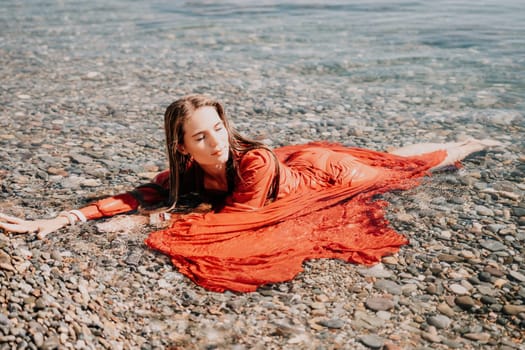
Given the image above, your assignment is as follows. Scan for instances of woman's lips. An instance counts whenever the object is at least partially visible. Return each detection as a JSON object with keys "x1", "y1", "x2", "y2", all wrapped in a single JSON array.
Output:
[{"x1": 212, "y1": 146, "x2": 226, "y2": 156}]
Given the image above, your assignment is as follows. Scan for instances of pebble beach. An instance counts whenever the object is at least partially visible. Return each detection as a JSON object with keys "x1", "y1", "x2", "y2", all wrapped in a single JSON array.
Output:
[{"x1": 1, "y1": 1, "x2": 524, "y2": 349}]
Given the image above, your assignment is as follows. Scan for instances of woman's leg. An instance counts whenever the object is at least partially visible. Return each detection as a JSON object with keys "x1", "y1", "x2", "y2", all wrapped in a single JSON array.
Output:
[{"x1": 389, "y1": 138, "x2": 503, "y2": 169}]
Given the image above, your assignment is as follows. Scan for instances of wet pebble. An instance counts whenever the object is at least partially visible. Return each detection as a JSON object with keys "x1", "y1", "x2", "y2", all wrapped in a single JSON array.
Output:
[
  {"x1": 365, "y1": 297, "x2": 395, "y2": 311},
  {"x1": 317, "y1": 319, "x2": 345, "y2": 329},
  {"x1": 455, "y1": 296, "x2": 476, "y2": 310},
  {"x1": 508, "y1": 270, "x2": 525, "y2": 282},
  {"x1": 359, "y1": 334, "x2": 385, "y2": 349},
  {"x1": 427, "y1": 314, "x2": 452, "y2": 329},
  {"x1": 480, "y1": 240, "x2": 507, "y2": 252},
  {"x1": 502, "y1": 304, "x2": 525, "y2": 315},
  {"x1": 374, "y1": 279, "x2": 402, "y2": 295}
]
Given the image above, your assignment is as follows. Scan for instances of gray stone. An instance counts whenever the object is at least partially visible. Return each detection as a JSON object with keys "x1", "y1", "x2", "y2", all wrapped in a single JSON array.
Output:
[
  {"x1": 32, "y1": 332, "x2": 44, "y2": 347},
  {"x1": 374, "y1": 279, "x2": 402, "y2": 295},
  {"x1": 427, "y1": 314, "x2": 452, "y2": 329},
  {"x1": 359, "y1": 334, "x2": 385, "y2": 349},
  {"x1": 0, "y1": 313, "x2": 10, "y2": 326},
  {"x1": 421, "y1": 331, "x2": 442, "y2": 343},
  {"x1": 512, "y1": 207, "x2": 525, "y2": 217},
  {"x1": 316, "y1": 319, "x2": 345, "y2": 329},
  {"x1": 365, "y1": 297, "x2": 395, "y2": 311},
  {"x1": 480, "y1": 295, "x2": 498, "y2": 304},
  {"x1": 480, "y1": 240, "x2": 507, "y2": 252},
  {"x1": 508, "y1": 270, "x2": 525, "y2": 282},
  {"x1": 357, "y1": 263, "x2": 392, "y2": 278},
  {"x1": 449, "y1": 283, "x2": 469, "y2": 295},
  {"x1": 486, "y1": 224, "x2": 506, "y2": 233},
  {"x1": 475, "y1": 205, "x2": 494, "y2": 216},
  {"x1": 441, "y1": 339, "x2": 463, "y2": 348}
]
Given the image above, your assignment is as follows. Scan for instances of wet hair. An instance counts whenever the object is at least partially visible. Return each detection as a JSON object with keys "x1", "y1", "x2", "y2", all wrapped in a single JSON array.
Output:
[{"x1": 164, "y1": 94, "x2": 280, "y2": 209}]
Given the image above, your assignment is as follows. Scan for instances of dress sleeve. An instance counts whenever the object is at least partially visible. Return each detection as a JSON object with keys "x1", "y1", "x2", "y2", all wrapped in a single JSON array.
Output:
[
  {"x1": 222, "y1": 149, "x2": 277, "y2": 212},
  {"x1": 78, "y1": 170, "x2": 170, "y2": 220}
]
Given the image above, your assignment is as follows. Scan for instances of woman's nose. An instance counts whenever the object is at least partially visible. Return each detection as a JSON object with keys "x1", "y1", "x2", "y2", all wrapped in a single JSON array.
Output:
[{"x1": 208, "y1": 132, "x2": 219, "y2": 147}]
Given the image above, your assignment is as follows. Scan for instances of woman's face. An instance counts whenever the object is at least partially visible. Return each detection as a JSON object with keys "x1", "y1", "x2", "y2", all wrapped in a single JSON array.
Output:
[{"x1": 180, "y1": 106, "x2": 230, "y2": 168}]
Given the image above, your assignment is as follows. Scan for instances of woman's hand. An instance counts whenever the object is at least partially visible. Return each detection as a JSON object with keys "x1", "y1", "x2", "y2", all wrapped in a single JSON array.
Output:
[{"x1": 0, "y1": 213, "x2": 69, "y2": 239}]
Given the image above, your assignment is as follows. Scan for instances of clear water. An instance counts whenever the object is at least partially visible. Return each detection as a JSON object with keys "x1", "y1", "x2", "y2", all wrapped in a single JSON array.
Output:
[{"x1": 1, "y1": 0, "x2": 524, "y2": 118}]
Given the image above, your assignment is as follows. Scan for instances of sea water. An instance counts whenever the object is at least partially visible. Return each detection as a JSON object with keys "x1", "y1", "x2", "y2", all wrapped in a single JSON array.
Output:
[{"x1": 1, "y1": 0, "x2": 524, "y2": 123}]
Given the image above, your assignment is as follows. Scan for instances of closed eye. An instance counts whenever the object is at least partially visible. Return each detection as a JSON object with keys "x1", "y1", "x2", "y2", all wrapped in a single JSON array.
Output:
[{"x1": 215, "y1": 122, "x2": 224, "y2": 131}]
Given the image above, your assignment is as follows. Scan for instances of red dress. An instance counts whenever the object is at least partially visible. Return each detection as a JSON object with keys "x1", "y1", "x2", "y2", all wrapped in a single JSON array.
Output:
[{"x1": 80, "y1": 143, "x2": 446, "y2": 292}]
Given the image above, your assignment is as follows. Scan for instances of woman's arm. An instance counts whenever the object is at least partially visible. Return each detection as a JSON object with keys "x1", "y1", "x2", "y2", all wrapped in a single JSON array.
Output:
[
  {"x1": 0, "y1": 213, "x2": 70, "y2": 239},
  {"x1": 0, "y1": 170, "x2": 171, "y2": 238},
  {"x1": 221, "y1": 148, "x2": 277, "y2": 212}
]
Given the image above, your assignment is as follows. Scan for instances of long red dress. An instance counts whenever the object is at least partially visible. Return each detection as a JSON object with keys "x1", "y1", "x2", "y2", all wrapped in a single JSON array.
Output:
[{"x1": 80, "y1": 143, "x2": 447, "y2": 292}]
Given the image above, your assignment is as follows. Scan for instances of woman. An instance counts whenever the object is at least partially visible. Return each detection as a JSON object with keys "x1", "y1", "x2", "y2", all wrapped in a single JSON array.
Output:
[{"x1": 0, "y1": 94, "x2": 501, "y2": 292}]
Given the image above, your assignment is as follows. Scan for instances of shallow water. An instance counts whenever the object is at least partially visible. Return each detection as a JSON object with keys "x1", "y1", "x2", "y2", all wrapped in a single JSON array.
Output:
[{"x1": 1, "y1": 0, "x2": 524, "y2": 122}]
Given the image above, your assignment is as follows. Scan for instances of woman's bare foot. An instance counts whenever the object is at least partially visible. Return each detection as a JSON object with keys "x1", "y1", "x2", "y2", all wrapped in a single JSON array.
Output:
[
  {"x1": 433, "y1": 137, "x2": 504, "y2": 169},
  {"x1": 390, "y1": 137, "x2": 504, "y2": 169}
]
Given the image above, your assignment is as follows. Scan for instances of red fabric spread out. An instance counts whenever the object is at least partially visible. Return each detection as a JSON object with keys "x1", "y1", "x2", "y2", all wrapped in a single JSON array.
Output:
[{"x1": 145, "y1": 142, "x2": 447, "y2": 292}]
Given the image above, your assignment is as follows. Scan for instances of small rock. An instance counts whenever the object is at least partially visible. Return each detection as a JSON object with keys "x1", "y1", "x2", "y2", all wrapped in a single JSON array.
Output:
[
  {"x1": 471, "y1": 222, "x2": 483, "y2": 233},
  {"x1": 493, "y1": 278, "x2": 508, "y2": 288},
  {"x1": 359, "y1": 334, "x2": 385, "y2": 349},
  {"x1": 0, "y1": 250, "x2": 11, "y2": 264},
  {"x1": 85, "y1": 71, "x2": 100, "y2": 79},
  {"x1": 438, "y1": 230, "x2": 452, "y2": 240},
  {"x1": 0, "y1": 262, "x2": 15, "y2": 271},
  {"x1": 449, "y1": 283, "x2": 469, "y2": 295},
  {"x1": 0, "y1": 313, "x2": 10, "y2": 326},
  {"x1": 81, "y1": 179, "x2": 102, "y2": 187},
  {"x1": 437, "y1": 253, "x2": 463, "y2": 263},
  {"x1": 34, "y1": 297, "x2": 47, "y2": 310},
  {"x1": 69, "y1": 153, "x2": 93, "y2": 164},
  {"x1": 455, "y1": 296, "x2": 476, "y2": 310},
  {"x1": 421, "y1": 331, "x2": 442, "y2": 343},
  {"x1": 484, "y1": 266, "x2": 505, "y2": 277},
  {"x1": 376, "y1": 311, "x2": 391, "y2": 320},
  {"x1": 478, "y1": 271, "x2": 493, "y2": 282},
  {"x1": 33, "y1": 332, "x2": 44, "y2": 347},
  {"x1": 41, "y1": 336, "x2": 60, "y2": 350},
  {"x1": 475, "y1": 205, "x2": 494, "y2": 216},
  {"x1": 508, "y1": 270, "x2": 525, "y2": 282},
  {"x1": 463, "y1": 332, "x2": 490, "y2": 342},
  {"x1": 427, "y1": 314, "x2": 452, "y2": 329},
  {"x1": 441, "y1": 339, "x2": 463, "y2": 348},
  {"x1": 480, "y1": 240, "x2": 507, "y2": 252},
  {"x1": 486, "y1": 224, "x2": 506, "y2": 233},
  {"x1": 502, "y1": 304, "x2": 525, "y2": 315},
  {"x1": 381, "y1": 256, "x2": 398, "y2": 265},
  {"x1": 365, "y1": 297, "x2": 395, "y2": 311},
  {"x1": 50, "y1": 250, "x2": 62, "y2": 262},
  {"x1": 317, "y1": 319, "x2": 345, "y2": 329},
  {"x1": 374, "y1": 279, "x2": 402, "y2": 295},
  {"x1": 426, "y1": 283, "x2": 442, "y2": 295},
  {"x1": 480, "y1": 295, "x2": 498, "y2": 304},
  {"x1": 358, "y1": 263, "x2": 392, "y2": 278},
  {"x1": 512, "y1": 207, "x2": 525, "y2": 217}
]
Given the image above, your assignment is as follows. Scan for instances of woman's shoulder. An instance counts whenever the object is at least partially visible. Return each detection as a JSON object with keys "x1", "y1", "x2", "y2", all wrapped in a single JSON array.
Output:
[{"x1": 238, "y1": 147, "x2": 276, "y2": 168}]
